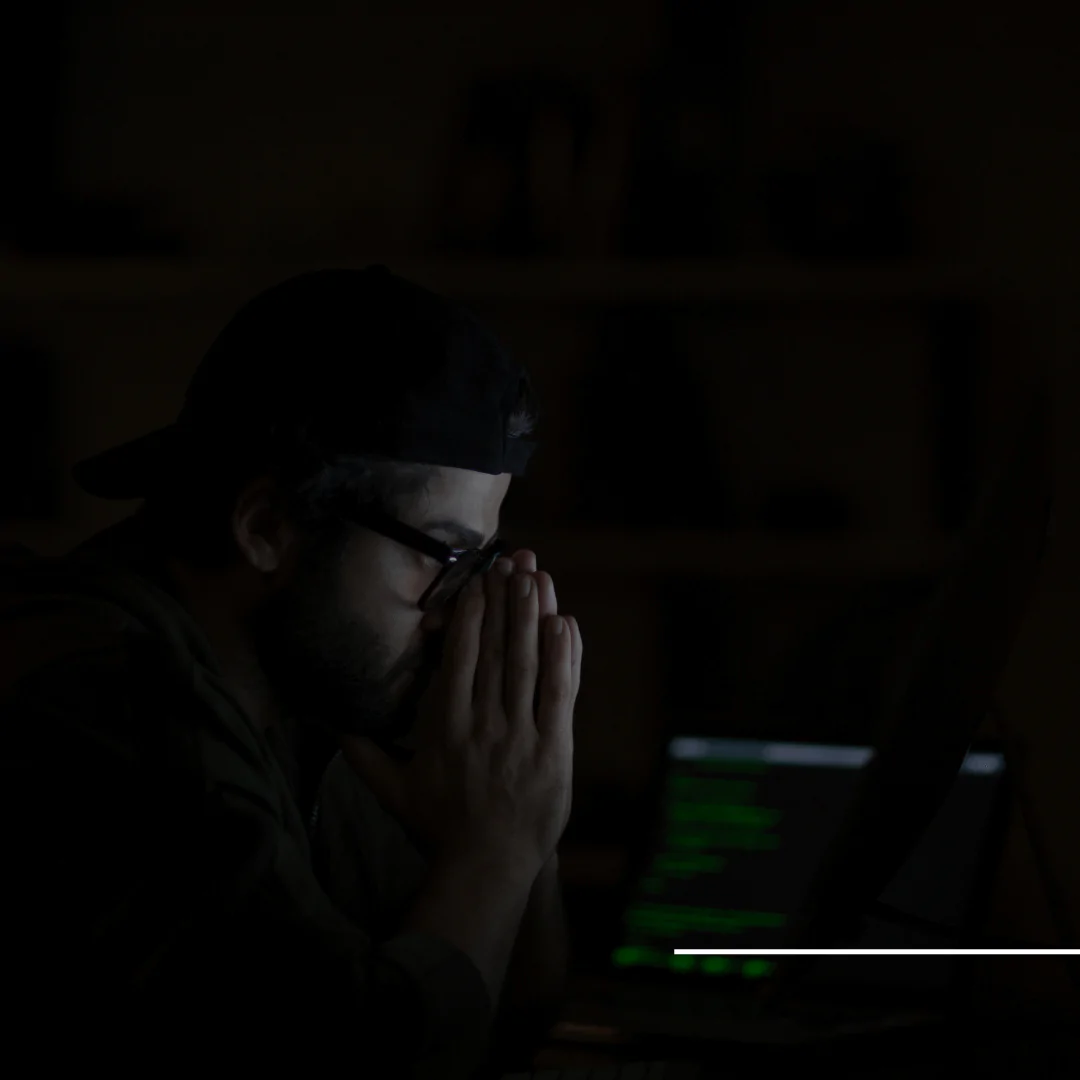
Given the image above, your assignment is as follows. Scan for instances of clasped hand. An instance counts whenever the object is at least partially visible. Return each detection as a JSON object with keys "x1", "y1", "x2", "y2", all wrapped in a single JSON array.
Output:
[{"x1": 340, "y1": 550, "x2": 582, "y2": 875}]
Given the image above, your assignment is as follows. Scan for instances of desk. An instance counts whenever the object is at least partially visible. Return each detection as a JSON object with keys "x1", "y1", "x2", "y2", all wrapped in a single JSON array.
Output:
[{"x1": 525, "y1": 1005, "x2": 1080, "y2": 1079}]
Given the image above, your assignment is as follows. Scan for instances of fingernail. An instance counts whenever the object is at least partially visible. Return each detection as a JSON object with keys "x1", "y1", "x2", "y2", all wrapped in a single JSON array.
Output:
[
  {"x1": 553, "y1": 616, "x2": 564, "y2": 635},
  {"x1": 495, "y1": 557, "x2": 514, "y2": 576},
  {"x1": 517, "y1": 574, "x2": 532, "y2": 598}
]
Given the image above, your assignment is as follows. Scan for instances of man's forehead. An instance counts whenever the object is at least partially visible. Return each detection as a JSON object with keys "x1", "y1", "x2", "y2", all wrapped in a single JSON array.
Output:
[{"x1": 411, "y1": 466, "x2": 510, "y2": 547}]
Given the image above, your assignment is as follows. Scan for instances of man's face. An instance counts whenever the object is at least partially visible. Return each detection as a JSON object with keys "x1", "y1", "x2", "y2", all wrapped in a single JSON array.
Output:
[{"x1": 248, "y1": 465, "x2": 511, "y2": 738}]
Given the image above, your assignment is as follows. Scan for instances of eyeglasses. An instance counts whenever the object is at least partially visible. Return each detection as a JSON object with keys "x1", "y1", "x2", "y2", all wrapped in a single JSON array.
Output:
[{"x1": 334, "y1": 502, "x2": 507, "y2": 611}]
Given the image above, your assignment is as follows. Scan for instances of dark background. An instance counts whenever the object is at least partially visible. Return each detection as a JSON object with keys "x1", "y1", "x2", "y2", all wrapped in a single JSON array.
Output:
[{"x1": 2, "y1": 0, "x2": 1079, "y2": 1017}]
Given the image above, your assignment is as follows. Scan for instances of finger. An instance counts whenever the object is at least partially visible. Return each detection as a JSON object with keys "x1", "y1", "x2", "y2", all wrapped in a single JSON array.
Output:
[
  {"x1": 444, "y1": 572, "x2": 486, "y2": 741},
  {"x1": 338, "y1": 736, "x2": 406, "y2": 818},
  {"x1": 566, "y1": 615, "x2": 583, "y2": 702},
  {"x1": 536, "y1": 616, "x2": 573, "y2": 748},
  {"x1": 476, "y1": 557, "x2": 514, "y2": 733},
  {"x1": 533, "y1": 569, "x2": 557, "y2": 621},
  {"x1": 511, "y1": 549, "x2": 538, "y2": 574},
  {"x1": 520, "y1": 570, "x2": 555, "y2": 718},
  {"x1": 505, "y1": 570, "x2": 540, "y2": 736}
]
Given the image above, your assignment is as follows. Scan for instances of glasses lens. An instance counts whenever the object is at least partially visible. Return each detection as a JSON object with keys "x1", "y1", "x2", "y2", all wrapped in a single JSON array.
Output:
[
  {"x1": 425, "y1": 554, "x2": 481, "y2": 610},
  {"x1": 424, "y1": 546, "x2": 503, "y2": 610}
]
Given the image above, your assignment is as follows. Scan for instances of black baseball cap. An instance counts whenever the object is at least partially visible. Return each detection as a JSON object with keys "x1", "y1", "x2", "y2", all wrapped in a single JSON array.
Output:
[{"x1": 73, "y1": 265, "x2": 538, "y2": 499}]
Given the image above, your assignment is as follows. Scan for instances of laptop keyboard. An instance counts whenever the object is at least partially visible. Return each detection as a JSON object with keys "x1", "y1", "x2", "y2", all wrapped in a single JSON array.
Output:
[{"x1": 500, "y1": 1064, "x2": 701, "y2": 1079}]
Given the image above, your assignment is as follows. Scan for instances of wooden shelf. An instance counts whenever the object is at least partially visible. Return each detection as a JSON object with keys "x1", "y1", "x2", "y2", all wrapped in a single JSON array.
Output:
[
  {"x1": 501, "y1": 527, "x2": 957, "y2": 579},
  {"x1": 0, "y1": 257, "x2": 992, "y2": 305}
]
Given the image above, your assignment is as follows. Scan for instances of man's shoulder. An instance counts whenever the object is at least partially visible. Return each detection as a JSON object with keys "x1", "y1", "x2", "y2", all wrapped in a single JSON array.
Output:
[
  {"x1": 0, "y1": 554, "x2": 286, "y2": 838},
  {"x1": 1, "y1": 519, "x2": 213, "y2": 691},
  {"x1": 0, "y1": 567, "x2": 162, "y2": 708},
  {"x1": 1, "y1": 601, "x2": 195, "y2": 777},
  {"x1": 1, "y1": 528, "x2": 213, "y2": 711},
  {"x1": 1, "y1": 548, "x2": 218, "y2": 769}
]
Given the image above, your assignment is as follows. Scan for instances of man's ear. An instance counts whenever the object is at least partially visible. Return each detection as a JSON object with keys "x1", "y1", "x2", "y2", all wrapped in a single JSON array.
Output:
[{"x1": 231, "y1": 476, "x2": 297, "y2": 575}]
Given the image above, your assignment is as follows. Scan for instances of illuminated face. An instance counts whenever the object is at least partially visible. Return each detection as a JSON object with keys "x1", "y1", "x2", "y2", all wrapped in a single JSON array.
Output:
[{"x1": 249, "y1": 465, "x2": 510, "y2": 737}]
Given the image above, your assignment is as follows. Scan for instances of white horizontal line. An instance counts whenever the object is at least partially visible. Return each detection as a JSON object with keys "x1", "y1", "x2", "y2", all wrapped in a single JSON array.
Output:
[{"x1": 673, "y1": 949, "x2": 1080, "y2": 956}]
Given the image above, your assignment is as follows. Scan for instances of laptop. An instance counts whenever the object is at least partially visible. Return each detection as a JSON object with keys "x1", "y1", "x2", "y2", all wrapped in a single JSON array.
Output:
[
  {"x1": 555, "y1": 732, "x2": 1010, "y2": 1048},
  {"x1": 555, "y1": 365, "x2": 1050, "y2": 1060}
]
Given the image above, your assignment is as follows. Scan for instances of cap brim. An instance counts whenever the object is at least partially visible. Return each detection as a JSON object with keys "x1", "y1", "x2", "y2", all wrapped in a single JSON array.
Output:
[{"x1": 72, "y1": 425, "x2": 181, "y2": 499}]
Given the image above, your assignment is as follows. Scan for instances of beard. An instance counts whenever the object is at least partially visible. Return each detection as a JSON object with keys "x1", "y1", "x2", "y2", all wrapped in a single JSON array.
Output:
[{"x1": 246, "y1": 540, "x2": 443, "y2": 743}]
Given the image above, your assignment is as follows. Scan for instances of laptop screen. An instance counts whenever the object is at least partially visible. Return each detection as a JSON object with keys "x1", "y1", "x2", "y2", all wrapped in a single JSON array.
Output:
[{"x1": 612, "y1": 736, "x2": 1007, "y2": 992}]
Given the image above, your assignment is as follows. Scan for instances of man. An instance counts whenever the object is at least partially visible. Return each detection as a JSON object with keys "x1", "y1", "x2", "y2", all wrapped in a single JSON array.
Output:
[{"x1": 0, "y1": 267, "x2": 581, "y2": 1076}]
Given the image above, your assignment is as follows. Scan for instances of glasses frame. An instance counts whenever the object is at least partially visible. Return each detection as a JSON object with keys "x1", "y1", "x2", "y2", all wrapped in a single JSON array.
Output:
[{"x1": 334, "y1": 502, "x2": 507, "y2": 611}]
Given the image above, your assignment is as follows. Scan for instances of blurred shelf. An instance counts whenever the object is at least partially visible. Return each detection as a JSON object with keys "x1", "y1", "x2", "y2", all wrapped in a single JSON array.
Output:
[
  {"x1": 501, "y1": 527, "x2": 957, "y2": 579},
  {"x1": 0, "y1": 257, "x2": 993, "y2": 305}
]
